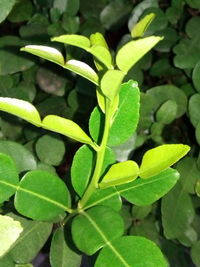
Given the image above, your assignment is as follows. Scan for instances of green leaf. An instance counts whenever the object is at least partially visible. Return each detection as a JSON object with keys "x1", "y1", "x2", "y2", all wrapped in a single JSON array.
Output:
[
  {"x1": 0, "y1": 141, "x2": 37, "y2": 172},
  {"x1": 64, "y1": 59, "x2": 99, "y2": 85},
  {"x1": 8, "y1": 0, "x2": 33, "y2": 23},
  {"x1": 0, "y1": 153, "x2": 19, "y2": 203},
  {"x1": 42, "y1": 115, "x2": 94, "y2": 146},
  {"x1": 51, "y1": 34, "x2": 91, "y2": 49},
  {"x1": 0, "y1": 97, "x2": 41, "y2": 127},
  {"x1": 83, "y1": 187, "x2": 122, "y2": 211},
  {"x1": 116, "y1": 36, "x2": 163, "y2": 73},
  {"x1": 0, "y1": 215, "x2": 23, "y2": 257},
  {"x1": 96, "y1": 89, "x2": 119, "y2": 115},
  {"x1": 100, "y1": 70, "x2": 125, "y2": 100},
  {"x1": 189, "y1": 93, "x2": 200, "y2": 127},
  {"x1": 156, "y1": 100, "x2": 177, "y2": 124},
  {"x1": 0, "y1": 0, "x2": 16, "y2": 23},
  {"x1": 50, "y1": 228, "x2": 82, "y2": 267},
  {"x1": 191, "y1": 240, "x2": 200, "y2": 267},
  {"x1": 95, "y1": 236, "x2": 168, "y2": 267},
  {"x1": 14, "y1": 170, "x2": 71, "y2": 221},
  {"x1": 71, "y1": 145, "x2": 115, "y2": 196},
  {"x1": 88, "y1": 45, "x2": 113, "y2": 69},
  {"x1": 132, "y1": 205, "x2": 152, "y2": 220},
  {"x1": 90, "y1": 32, "x2": 109, "y2": 50},
  {"x1": 162, "y1": 182, "x2": 195, "y2": 239},
  {"x1": 131, "y1": 13, "x2": 155, "y2": 38},
  {"x1": 7, "y1": 213, "x2": 52, "y2": 263},
  {"x1": 185, "y1": 0, "x2": 200, "y2": 9},
  {"x1": 72, "y1": 206, "x2": 124, "y2": 255},
  {"x1": 99, "y1": 160, "x2": 139, "y2": 188},
  {"x1": 89, "y1": 80, "x2": 140, "y2": 146},
  {"x1": 193, "y1": 61, "x2": 200, "y2": 93},
  {"x1": 117, "y1": 168, "x2": 179, "y2": 206},
  {"x1": 35, "y1": 134, "x2": 66, "y2": 166},
  {"x1": 21, "y1": 45, "x2": 65, "y2": 66},
  {"x1": 139, "y1": 144, "x2": 190, "y2": 179}
]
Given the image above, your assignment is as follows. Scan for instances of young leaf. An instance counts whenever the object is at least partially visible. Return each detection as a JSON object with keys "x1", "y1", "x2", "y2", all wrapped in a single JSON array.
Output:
[
  {"x1": 51, "y1": 34, "x2": 91, "y2": 49},
  {"x1": 88, "y1": 45, "x2": 113, "y2": 69},
  {"x1": 64, "y1": 59, "x2": 99, "y2": 85},
  {"x1": 96, "y1": 89, "x2": 119, "y2": 115},
  {"x1": 117, "y1": 168, "x2": 179, "y2": 206},
  {"x1": 139, "y1": 144, "x2": 190, "y2": 179},
  {"x1": 95, "y1": 236, "x2": 168, "y2": 267},
  {"x1": 100, "y1": 70, "x2": 125, "y2": 100},
  {"x1": 116, "y1": 36, "x2": 163, "y2": 73},
  {"x1": 21, "y1": 45, "x2": 65, "y2": 66},
  {"x1": 0, "y1": 97, "x2": 42, "y2": 126},
  {"x1": 14, "y1": 170, "x2": 71, "y2": 221},
  {"x1": 50, "y1": 228, "x2": 82, "y2": 267},
  {"x1": 72, "y1": 206, "x2": 124, "y2": 255},
  {"x1": 0, "y1": 153, "x2": 19, "y2": 203},
  {"x1": 0, "y1": 215, "x2": 23, "y2": 257},
  {"x1": 42, "y1": 115, "x2": 94, "y2": 146},
  {"x1": 131, "y1": 13, "x2": 156, "y2": 38},
  {"x1": 90, "y1": 32, "x2": 109, "y2": 50},
  {"x1": 99, "y1": 160, "x2": 139, "y2": 188}
]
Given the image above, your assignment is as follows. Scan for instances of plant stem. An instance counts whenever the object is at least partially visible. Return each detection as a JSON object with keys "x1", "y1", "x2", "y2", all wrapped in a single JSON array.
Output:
[{"x1": 78, "y1": 100, "x2": 112, "y2": 209}]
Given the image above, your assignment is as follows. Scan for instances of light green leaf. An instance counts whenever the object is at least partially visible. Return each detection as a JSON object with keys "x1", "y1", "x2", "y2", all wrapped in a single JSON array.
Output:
[
  {"x1": 116, "y1": 36, "x2": 163, "y2": 73},
  {"x1": 131, "y1": 13, "x2": 155, "y2": 38},
  {"x1": 100, "y1": 70, "x2": 125, "y2": 100},
  {"x1": 8, "y1": 213, "x2": 52, "y2": 263},
  {"x1": 14, "y1": 170, "x2": 71, "y2": 221},
  {"x1": 50, "y1": 228, "x2": 82, "y2": 267},
  {"x1": 90, "y1": 32, "x2": 109, "y2": 50},
  {"x1": 21, "y1": 45, "x2": 65, "y2": 66},
  {"x1": 193, "y1": 61, "x2": 200, "y2": 93},
  {"x1": 0, "y1": 97, "x2": 41, "y2": 127},
  {"x1": 95, "y1": 236, "x2": 168, "y2": 267},
  {"x1": 0, "y1": 153, "x2": 19, "y2": 203},
  {"x1": 51, "y1": 34, "x2": 91, "y2": 49},
  {"x1": 64, "y1": 59, "x2": 99, "y2": 85},
  {"x1": 139, "y1": 144, "x2": 190, "y2": 179},
  {"x1": 88, "y1": 45, "x2": 113, "y2": 69},
  {"x1": 0, "y1": 0, "x2": 16, "y2": 23},
  {"x1": 0, "y1": 215, "x2": 23, "y2": 257},
  {"x1": 99, "y1": 160, "x2": 139, "y2": 188},
  {"x1": 42, "y1": 115, "x2": 94, "y2": 146},
  {"x1": 117, "y1": 168, "x2": 179, "y2": 206},
  {"x1": 72, "y1": 206, "x2": 124, "y2": 255},
  {"x1": 96, "y1": 89, "x2": 119, "y2": 115}
]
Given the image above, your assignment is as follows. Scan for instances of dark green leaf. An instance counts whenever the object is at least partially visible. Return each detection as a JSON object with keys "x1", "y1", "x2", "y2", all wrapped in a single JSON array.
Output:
[
  {"x1": 0, "y1": 0, "x2": 16, "y2": 23},
  {"x1": 8, "y1": 0, "x2": 33, "y2": 22},
  {"x1": 186, "y1": 0, "x2": 200, "y2": 9},
  {"x1": 191, "y1": 240, "x2": 200, "y2": 267},
  {"x1": 156, "y1": 100, "x2": 177, "y2": 124},
  {"x1": 193, "y1": 61, "x2": 200, "y2": 93},
  {"x1": 189, "y1": 93, "x2": 200, "y2": 127},
  {"x1": 132, "y1": 205, "x2": 152, "y2": 220}
]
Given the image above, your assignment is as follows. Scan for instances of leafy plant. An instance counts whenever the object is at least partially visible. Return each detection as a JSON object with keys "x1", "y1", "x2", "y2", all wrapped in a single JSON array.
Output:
[{"x1": 0, "y1": 13, "x2": 190, "y2": 266}]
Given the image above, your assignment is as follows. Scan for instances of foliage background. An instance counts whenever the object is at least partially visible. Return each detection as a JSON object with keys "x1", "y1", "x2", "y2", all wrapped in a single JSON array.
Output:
[{"x1": 1, "y1": 0, "x2": 200, "y2": 266}]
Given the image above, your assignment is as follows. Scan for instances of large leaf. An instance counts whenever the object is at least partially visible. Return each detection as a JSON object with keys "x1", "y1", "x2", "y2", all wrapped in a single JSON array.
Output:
[
  {"x1": 89, "y1": 80, "x2": 140, "y2": 146},
  {"x1": 0, "y1": 97, "x2": 41, "y2": 127},
  {"x1": 99, "y1": 160, "x2": 139, "y2": 188},
  {"x1": 0, "y1": 153, "x2": 19, "y2": 203},
  {"x1": 50, "y1": 228, "x2": 82, "y2": 267},
  {"x1": 116, "y1": 36, "x2": 163, "y2": 73},
  {"x1": 0, "y1": 215, "x2": 23, "y2": 257},
  {"x1": 139, "y1": 144, "x2": 190, "y2": 179},
  {"x1": 14, "y1": 170, "x2": 71, "y2": 221},
  {"x1": 52, "y1": 34, "x2": 91, "y2": 49},
  {"x1": 72, "y1": 206, "x2": 124, "y2": 255},
  {"x1": 117, "y1": 168, "x2": 179, "y2": 206},
  {"x1": 95, "y1": 236, "x2": 168, "y2": 267},
  {"x1": 42, "y1": 115, "x2": 94, "y2": 146},
  {"x1": 0, "y1": 0, "x2": 16, "y2": 23},
  {"x1": 131, "y1": 13, "x2": 155, "y2": 38}
]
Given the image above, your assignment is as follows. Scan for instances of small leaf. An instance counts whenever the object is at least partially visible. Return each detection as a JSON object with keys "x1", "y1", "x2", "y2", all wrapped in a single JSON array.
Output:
[
  {"x1": 139, "y1": 144, "x2": 190, "y2": 179},
  {"x1": 14, "y1": 170, "x2": 71, "y2": 221},
  {"x1": 131, "y1": 13, "x2": 156, "y2": 38},
  {"x1": 64, "y1": 59, "x2": 99, "y2": 85},
  {"x1": 156, "y1": 100, "x2": 177, "y2": 124},
  {"x1": 88, "y1": 45, "x2": 113, "y2": 69},
  {"x1": 116, "y1": 36, "x2": 163, "y2": 73},
  {"x1": 96, "y1": 89, "x2": 119, "y2": 115},
  {"x1": 72, "y1": 206, "x2": 124, "y2": 255},
  {"x1": 99, "y1": 160, "x2": 139, "y2": 188},
  {"x1": 90, "y1": 32, "x2": 109, "y2": 50},
  {"x1": 51, "y1": 34, "x2": 91, "y2": 49},
  {"x1": 0, "y1": 215, "x2": 23, "y2": 257},
  {"x1": 95, "y1": 236, "x2": 168, "y2": 267},
  {"x1": 0, "y1": 97, "x2": 41, "y2": 126},
  {"x1": 100, "y1": 70, "x2": 125, "y2": 100},
  {"x1": 193, "y1": 61, "x2": 200, "y2": 93},
  {"x1": 21, "y1": 45, "x2": 65, "y2": 66},
  {"x1": 42, "y1": 115, "x2": 94, "y2": 146}
]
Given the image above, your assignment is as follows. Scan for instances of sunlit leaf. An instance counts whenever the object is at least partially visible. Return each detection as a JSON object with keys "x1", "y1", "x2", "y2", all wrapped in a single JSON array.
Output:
[
  {"x1": 88, "y1": 45, "x2": 113, "y2": 69},
  {"x1": 90, "y1": 32, "x2": 109, "y2": 50},
  {"x1": 52, "y1": 34, "x2": 90, "y2": 49},
  {"x1": 131, "y1": 13, "x2": 155, "y2": 38}
]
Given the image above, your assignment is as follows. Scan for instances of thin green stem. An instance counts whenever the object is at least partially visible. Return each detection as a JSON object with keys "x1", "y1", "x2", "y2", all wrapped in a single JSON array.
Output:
[{"x1": 78, "y1": 99, "x2": 112, "y2": 209}]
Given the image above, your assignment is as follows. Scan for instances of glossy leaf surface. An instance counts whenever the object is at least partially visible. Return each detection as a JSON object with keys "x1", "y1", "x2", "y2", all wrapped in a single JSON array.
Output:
[
  {"x1": 131, "y1": 13, "x2": 155, "y2": 38},
  {"x1": 139, "y1": 144, "x2": 190, "y2": 179},
  {"x1": 116, "y1": 36, "x2": 163, "y2": 73},
  {"x1": 117, "y1": 168, "x2": 179, "y2": 206},
  {"x1": 72, "y1": 206, "x2": 124, "y2": 255},
  {"x1": 52, "y1": 34, "x2": 91, "y2": 49},
  {"x1": 99, "y1": 160, "x2": 139, "y2": 188},
  {"x1": 0, "y1": 97, "x2": 41, "y2": 126},
  {"x1": 15, "y1": 170, "x2": 71, "y2": 221},
  {"x1": 95, "y1": 236, "x2": 168, "y2": 267}
]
